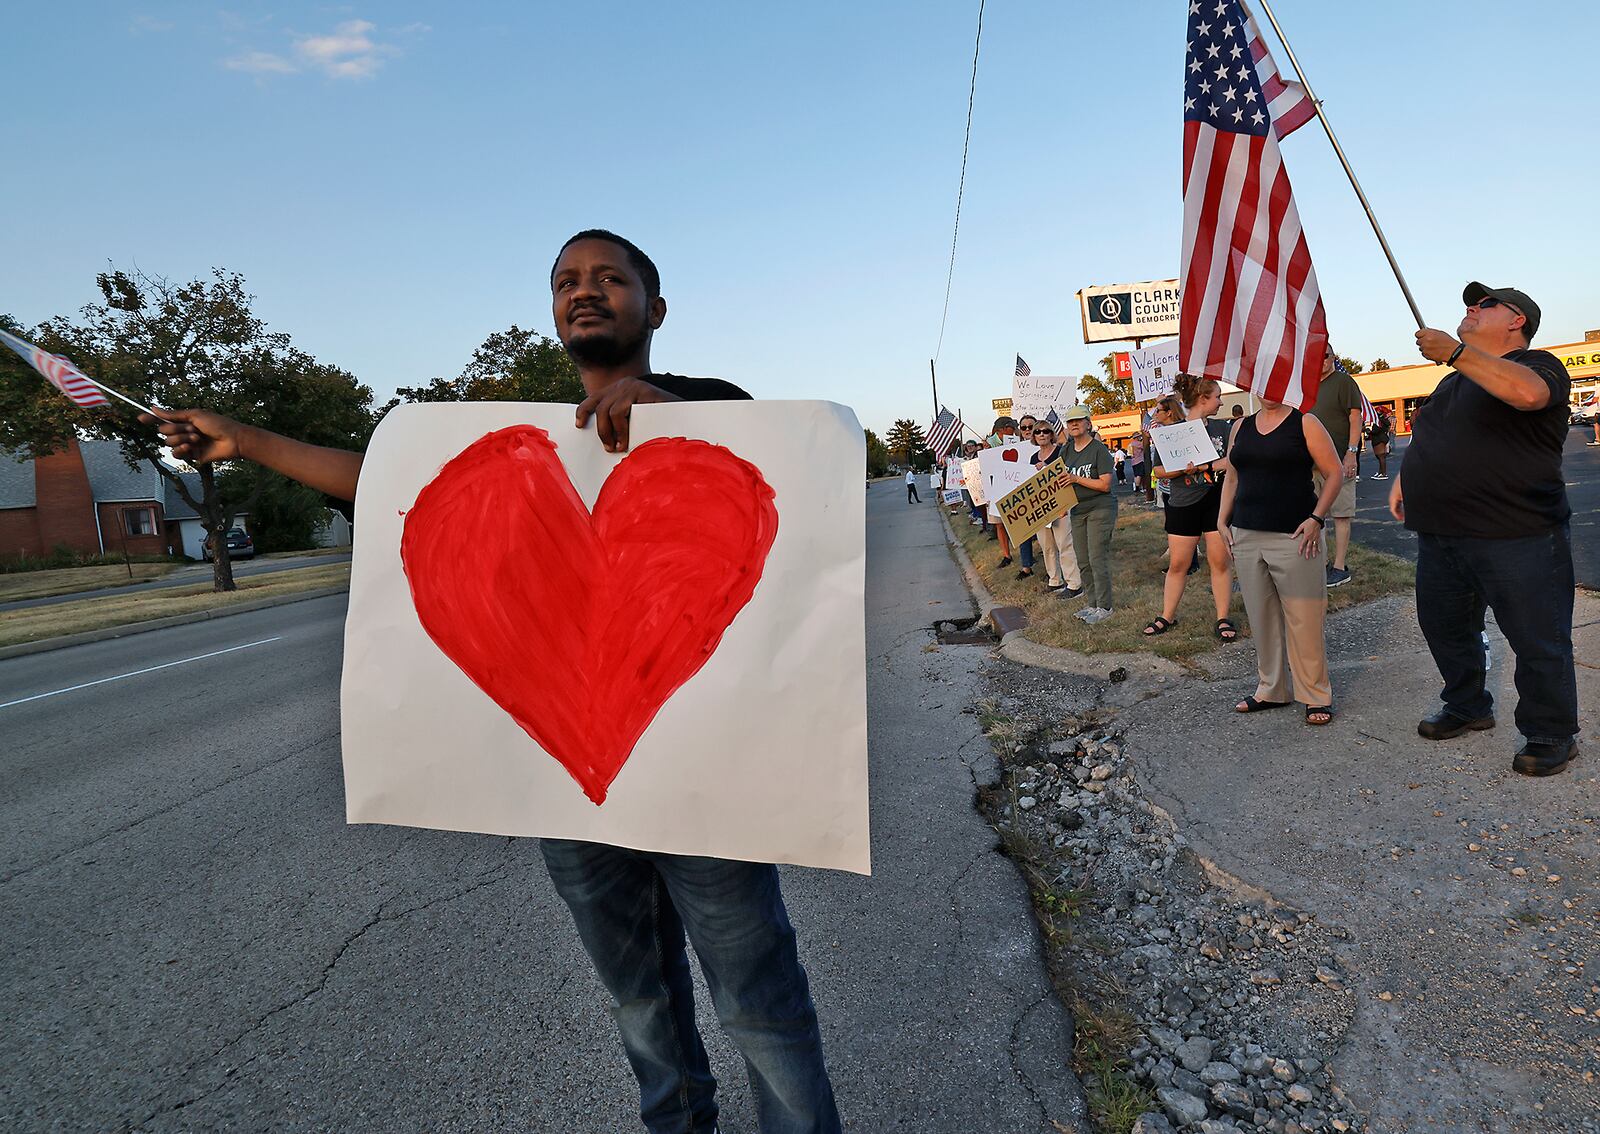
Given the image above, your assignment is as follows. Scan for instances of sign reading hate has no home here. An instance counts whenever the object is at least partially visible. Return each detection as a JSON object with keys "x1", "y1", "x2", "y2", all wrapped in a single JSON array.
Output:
[{"x1": 995, "y1": 462, "x2": 1079, "y2": 546}]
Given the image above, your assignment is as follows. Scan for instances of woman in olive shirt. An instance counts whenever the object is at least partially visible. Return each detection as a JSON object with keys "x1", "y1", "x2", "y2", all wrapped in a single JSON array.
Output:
[{"x1": 1060, "y1": 405, "x2": 1118, "y2": 623}]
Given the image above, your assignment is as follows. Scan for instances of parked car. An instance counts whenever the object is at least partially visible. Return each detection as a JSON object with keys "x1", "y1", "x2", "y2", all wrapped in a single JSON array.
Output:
[
  {"x1": 1571, "y1": 394, "x2": 1599, "y2": 426},
  {"x1": 202, "y1": 528, "x2": 255, "y2": 561}
]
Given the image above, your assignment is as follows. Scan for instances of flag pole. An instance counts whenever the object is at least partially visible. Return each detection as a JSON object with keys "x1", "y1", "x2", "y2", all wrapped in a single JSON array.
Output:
[
  {"x1": 1252, "y1": 0, "x2": 1425, "y2": 329},
  {"x1": 84, "y1": 377, "x2": 159, "y2": 417}
]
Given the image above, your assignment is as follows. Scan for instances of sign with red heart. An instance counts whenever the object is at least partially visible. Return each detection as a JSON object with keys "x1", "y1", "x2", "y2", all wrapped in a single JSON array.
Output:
[{"x1": 340, "y1": 401, "x2": 870, "y2": 873}]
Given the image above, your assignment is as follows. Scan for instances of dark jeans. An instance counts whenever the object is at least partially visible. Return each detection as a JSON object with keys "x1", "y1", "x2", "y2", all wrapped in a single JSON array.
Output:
[
  {"x1": 541, "y1": 840, "x2": 840, "y2": 1134},
  {"x1": 1415, "y1": 526, "x2": 1578, "y2": 745},
  {"x1": 1019, "y1": 535, "x2": 1037, "y2": 570},
  {"x1": 906, "y1": 483, "x2": 919, "y2": 503}
]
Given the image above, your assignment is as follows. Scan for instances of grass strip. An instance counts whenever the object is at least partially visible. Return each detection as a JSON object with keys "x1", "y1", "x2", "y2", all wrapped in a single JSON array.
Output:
[
  {"x1": 948, "y1": 497, "x2": 1413, "y2": 662},
  {"x1": 0, "y1": 562, "x2": 184, "y2": 603},
  {"x1": 0, "y1": 563, "x2": 350, "y2": 648}
]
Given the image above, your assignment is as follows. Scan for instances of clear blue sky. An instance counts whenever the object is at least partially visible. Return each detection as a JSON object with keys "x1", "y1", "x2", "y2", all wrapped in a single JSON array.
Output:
[{"x1": 5, "y1": 2, "x2": 1597, "y2": 439}]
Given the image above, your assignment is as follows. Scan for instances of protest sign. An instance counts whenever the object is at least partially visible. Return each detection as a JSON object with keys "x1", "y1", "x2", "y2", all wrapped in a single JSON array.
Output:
[
  {"x1": 343, "y1": 400, "x2": 870, "y2": 873},
  {"x1": 1128, "y1": 338, "x2": 1182, "y2": 402},
  {"x1": 1010, "y1": 374, "x2": 1075, "y2": 420},
  {"x1": 976, "y1": 441, "x2": 1039, "y2": 518},
  {"x1": 962, "y1": 457, "x2": 987, "y2": 505},
  {"x1": 945, "y1": 461, "x2": 964, "y2": 490},
  {"x1": 941, "y1": 488, "x2": 965, "y2": 506},
  {"x1": 996, "y1": 462, "x2": 1080, "y2": 546},
  {"x1": 1150, "y1": 418, "x2": 1221, "y2": 470}
]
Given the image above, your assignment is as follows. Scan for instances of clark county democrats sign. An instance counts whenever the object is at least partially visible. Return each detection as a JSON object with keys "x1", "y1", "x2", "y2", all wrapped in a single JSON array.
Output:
[{"x1": 1075, "y1": 280, "x2": 1181, "y2": 344}]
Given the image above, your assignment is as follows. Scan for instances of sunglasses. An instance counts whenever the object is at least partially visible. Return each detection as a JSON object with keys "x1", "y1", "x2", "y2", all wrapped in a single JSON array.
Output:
[
  {"x1": 1032, "y1": 428, "x2": 1054, "y2": 436},
  {"x1": 1472, "y1": 296, "x2": 1522, "y2": 317}
]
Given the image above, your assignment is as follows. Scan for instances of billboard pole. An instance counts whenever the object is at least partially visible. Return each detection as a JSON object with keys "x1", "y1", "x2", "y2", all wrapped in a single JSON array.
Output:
[{"x1": 1254, "y1": 0, "x2": 1425, "y2": 329}]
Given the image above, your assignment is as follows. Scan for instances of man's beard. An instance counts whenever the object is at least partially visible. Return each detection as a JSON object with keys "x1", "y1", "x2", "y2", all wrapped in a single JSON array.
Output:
[{"x1": 564, "y1": 323, "x2": 648, "y2": 369}]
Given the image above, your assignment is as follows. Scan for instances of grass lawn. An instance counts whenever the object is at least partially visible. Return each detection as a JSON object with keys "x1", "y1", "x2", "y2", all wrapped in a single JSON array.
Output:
[
  {"x1": 0, "y1": 562, "x2": 184, "y2": 603},
  {"x1": 948, "y1": 496, "x2": 1413, "y2": 663},
  {"x1": 0, "y1": 562, "x2": 350, "y2": 649}
]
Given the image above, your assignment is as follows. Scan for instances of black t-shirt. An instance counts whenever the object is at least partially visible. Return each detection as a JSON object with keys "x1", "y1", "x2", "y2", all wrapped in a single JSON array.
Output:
[
  {"x1": 1401, "y1": 349, "x2": 1570, "y2": 538},
  {"x1": 647, "y1": 373, "x2": 753, "y2": 402}
]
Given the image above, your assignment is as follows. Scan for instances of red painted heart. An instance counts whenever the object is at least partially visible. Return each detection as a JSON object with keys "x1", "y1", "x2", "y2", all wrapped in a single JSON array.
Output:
[
  {"x1": 1001, "y1": 449, "x2": 1019, "y2": 462},
  {"x1": 400, "y1": 425, "x2": 778, "y2": 804}
]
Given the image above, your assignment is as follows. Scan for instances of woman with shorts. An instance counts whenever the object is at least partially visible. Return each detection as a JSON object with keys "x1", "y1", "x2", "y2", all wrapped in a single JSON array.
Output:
[{"x1": 1144, "y1": 376, "x2": 1236, "y2": 640}]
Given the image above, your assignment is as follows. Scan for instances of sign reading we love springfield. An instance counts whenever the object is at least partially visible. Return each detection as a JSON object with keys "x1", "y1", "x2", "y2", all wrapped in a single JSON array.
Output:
[{"x1": 342, "y1": 401, "x2": 869, "y2": 873}]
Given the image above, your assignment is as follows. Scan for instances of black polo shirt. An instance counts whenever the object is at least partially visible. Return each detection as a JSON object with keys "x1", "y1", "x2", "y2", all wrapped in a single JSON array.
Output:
[{"x1": 1401, "y1": 348, "x2": 1570, "y2": 538}]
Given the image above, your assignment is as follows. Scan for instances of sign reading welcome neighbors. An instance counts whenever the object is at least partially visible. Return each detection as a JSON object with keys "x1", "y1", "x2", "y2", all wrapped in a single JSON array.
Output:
[{"x1": 1076, "y1": 279, "x2": 1182, "y2": 344}]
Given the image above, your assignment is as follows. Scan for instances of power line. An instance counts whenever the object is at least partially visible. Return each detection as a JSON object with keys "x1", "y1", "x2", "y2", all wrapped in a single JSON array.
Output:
[{"x1": 933, "y1": 0, "x2": 985, "y2": 365}]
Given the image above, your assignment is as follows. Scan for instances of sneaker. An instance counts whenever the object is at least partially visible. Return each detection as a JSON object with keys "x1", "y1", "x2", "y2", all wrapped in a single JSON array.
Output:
[
  {"x1": 1073, "y1": 606, "x2": 1102, "y2": 621},
  {"x1": 1082, "y1": 607, "x2": 1115, "y2": 624},
  {"x1": 1588, "y1": 440, "x2": 1600, "y2": 447},
  {"x1": 1326, "y1": 566, "x2": 1352, "y2": 588},
  {"x1": 1059, "y1": 585, "x2": 1085, "y2": 599},
  {"x1": 1370, "y1": 473, "x2": 1389, "y2": 480}
]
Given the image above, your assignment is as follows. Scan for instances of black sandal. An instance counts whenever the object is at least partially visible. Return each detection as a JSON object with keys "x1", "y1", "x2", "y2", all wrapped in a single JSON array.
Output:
[
  {"x1": 1236, "y1": 696, "x2": 1290, "y2": 713},
  {"x1": 1143, "y1": 616, "x2": 1178, "y2": 636},
  {"x1": 1214, "y1": 617, "x2": 1239, "y2": 641},
  {"x1": 1305, "y1": 705, "x2": 1334, "y2": 726}
]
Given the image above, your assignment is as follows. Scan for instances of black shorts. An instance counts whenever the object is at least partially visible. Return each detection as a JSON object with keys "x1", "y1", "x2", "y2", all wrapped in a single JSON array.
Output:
[{"x1": 1164, "y1": 485, "x2": 1222, "y2": 537}]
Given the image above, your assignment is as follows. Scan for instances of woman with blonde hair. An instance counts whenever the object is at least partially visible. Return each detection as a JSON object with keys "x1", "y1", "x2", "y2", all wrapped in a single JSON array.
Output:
[{"x1": 1144, "y1": 374, "x2": 1237, "y2": 640}]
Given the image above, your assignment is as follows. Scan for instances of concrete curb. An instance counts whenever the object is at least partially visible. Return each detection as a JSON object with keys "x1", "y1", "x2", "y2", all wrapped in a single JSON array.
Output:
[
  {"x1": 0, "y1": 585, "x2": 349, "y2": 661},
  {"x1": 936, "y1": 503, "x2": 1188, "y2": 680}
]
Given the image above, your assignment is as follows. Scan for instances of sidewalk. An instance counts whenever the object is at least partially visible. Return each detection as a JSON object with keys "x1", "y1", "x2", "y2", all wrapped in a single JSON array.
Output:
[{"x1": 1122, "y1": 591, "x2": 1599, "y2": 1131}]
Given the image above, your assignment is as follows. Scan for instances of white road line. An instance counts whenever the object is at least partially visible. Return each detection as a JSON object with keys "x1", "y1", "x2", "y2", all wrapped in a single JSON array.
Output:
[{"x1": 0, "y1": 637, "x2": 282, "y2": 711}]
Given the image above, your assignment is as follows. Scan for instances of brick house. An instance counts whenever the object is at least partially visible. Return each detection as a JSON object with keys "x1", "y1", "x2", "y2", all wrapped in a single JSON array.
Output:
[{"x1": 0, "y1": 438, "x2": 247, "y2": 562}]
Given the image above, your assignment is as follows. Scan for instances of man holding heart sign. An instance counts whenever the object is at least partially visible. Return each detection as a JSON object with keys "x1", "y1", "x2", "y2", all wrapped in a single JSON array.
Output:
[{"x1": 146, "y1": 231, "x2": 842, "y2": 1134}]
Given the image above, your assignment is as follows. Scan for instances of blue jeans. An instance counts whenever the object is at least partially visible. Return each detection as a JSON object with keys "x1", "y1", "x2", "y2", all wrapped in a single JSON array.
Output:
[
  {"x1": 540, "y1": 840, "x2": 840, "y2": 1134},
  {"x1": 1019, "y1": 536, "x2": 1037, "y2": 570},
  {"x1": 1415, "y1": 526, "x2": 1577, "y2": 745}
]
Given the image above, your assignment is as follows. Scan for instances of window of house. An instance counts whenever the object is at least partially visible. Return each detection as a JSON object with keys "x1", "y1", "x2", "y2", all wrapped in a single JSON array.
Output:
[{"x1": 123, "y1": 507, "x2": 156, "y2": 536}]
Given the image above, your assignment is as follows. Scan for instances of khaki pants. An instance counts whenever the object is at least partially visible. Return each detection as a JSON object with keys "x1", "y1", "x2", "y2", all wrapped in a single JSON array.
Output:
[
  {"x1": 1232, "y1": 528, "x2": 1331, "y2": 706},
  {"x1": 1036, "y1": 519, "x2": 1080, "y2": 589}
]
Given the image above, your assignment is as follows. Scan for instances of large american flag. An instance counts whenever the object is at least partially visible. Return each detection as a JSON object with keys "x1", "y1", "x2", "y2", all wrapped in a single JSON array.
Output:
[
  {"x1": 1180, "y1": 0, "x2": 1327, "y2": 410},
  {"x1": 926, "y1": 405, "x2": 963, "y2": 461},
  {"x1": 0, "y1": 328, "x2": 110, "y2": 408},
  {"x1": 1014, "y1": 355, "x2": 1031, "y2": 377}
]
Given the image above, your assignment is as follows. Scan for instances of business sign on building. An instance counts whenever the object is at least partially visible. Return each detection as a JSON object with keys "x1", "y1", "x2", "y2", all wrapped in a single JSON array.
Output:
[{"x1": 1076, "y1": 280, "x2": 1182, "y2": 344}]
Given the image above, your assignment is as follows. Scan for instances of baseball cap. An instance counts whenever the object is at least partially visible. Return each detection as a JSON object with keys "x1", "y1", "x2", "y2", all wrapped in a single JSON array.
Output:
[
  {"x1": 1061, "y1": 405, "x2": 1092, "y2": 421},
  {"x1": 1463, "y1": 281, "x2": 1540, "y2": 339}
]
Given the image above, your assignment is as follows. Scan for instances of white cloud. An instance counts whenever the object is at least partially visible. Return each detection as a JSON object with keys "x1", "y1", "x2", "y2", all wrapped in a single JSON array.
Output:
[
  {"x1": 223, "y1": 50, "x2": 297, "y2": 74},
  {"x1": 293, "y1": 19, "x2": 396, "y2": 79},
  {"x1": 222, "y1": 18, "x2": 405, "y2": 81}
]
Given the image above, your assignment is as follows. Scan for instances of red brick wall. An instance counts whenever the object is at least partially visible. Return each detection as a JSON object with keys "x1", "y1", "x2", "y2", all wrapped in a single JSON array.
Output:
[
  {"x1": 97, "y1": 502, "x2": 168, "y2": 558},
  {"x1": 0, "y1": 508, "x2": 43, "y2": 558},
  {"x1": 33, "y1": 440, "x2": 101, "y2": 554}
]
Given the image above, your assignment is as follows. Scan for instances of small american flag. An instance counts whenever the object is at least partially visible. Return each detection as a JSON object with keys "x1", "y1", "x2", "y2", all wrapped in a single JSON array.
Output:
[
  {"x1": 1333, "y1": 356, "x2": 1378, "y2": 428},
  {"x1": 1014, "y1": 355, "x2": 1031, "y2": 377},
  {"x1": 0, "y1": 328, "x2": 110, "y2": 408},
  {"x1": 1179, "y1": 0, "x2": 1328, "y2": 410},
  {"x1": 926, "y1": 406, "x2": 963, "y2": 461}
]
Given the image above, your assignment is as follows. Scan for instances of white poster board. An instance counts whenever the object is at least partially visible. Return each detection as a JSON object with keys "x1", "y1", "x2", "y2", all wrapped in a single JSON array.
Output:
[
  {"x1": 962, "y1": 457, "x2": 987, "y2": 505},
  {"x1": 1149, "y1": 419, "x2": 1219, "y2": 470},
  {"x1": 1128, "y1": 338, "x2": 1182, "y2": 403},
  {"x1": 976, "y1": 441, "x2": 1040, "y2": 519},
  {"x1": 342, "y1": 401, "x2": 870, "y2": 874},
  {"x1": 1076, "y1": 279, "x2": 1183, "y2": 344},
  {"x1": 944, "y1": 461, "x2": 964, "y2": 490},
  {"x1": 1010, "y1": 374, "x2": 1076, "y2": 420}
]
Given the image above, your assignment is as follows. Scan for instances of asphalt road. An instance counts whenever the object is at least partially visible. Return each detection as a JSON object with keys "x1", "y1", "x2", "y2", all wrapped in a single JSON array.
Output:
[
  {"x1": 0, "y1": 551, "x2": 353, "y2": 613},
  {"x1": 1345, "y1": 427, "x2": 1600, "y2": 588},
  {"x1": 1, "y1": 494, "x2": 1086, "y2": 1131}
]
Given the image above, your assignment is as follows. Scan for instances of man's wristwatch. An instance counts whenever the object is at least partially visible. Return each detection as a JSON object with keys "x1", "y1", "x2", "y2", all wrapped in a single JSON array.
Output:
[{"x1": 1309, "y1": 514, "x2": 1327, "y2": 528}]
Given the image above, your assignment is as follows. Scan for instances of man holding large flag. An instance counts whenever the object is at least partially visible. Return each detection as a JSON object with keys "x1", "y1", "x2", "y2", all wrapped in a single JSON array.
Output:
[{"x1": 1179, "y1": 0, "x2": 1328, "y2": 409}]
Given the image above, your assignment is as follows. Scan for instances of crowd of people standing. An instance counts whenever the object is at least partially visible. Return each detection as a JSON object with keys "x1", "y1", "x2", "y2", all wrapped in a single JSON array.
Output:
[{"x1": 928, "y1": 280, "x2": 1579, "y2": 774}]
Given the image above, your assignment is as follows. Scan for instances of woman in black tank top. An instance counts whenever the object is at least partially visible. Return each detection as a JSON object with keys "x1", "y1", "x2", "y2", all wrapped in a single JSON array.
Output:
[{"x1": 1217, "y1": 398, "x2": 1345, "y2": 725}]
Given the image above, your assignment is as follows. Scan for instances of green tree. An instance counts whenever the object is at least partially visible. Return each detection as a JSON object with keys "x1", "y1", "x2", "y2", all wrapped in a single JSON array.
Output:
[
  {"x1": 379, "y1": 324, "x2": 583, "y2": 416},
  {"x1": 884, "y1": 418, "x2": 927, "y2": 465},
  {"x1": 864, "y1": 429, "x2": 891, "y2": 478},
  {"x1": 1338, "y1": 355, "x2": 1365, "y2": 375},
  {"x1": 1370, "y1": 358, "x2": 1391, "y2": 372},
  {"x1": 217, "y1": 464, "x2": 337, "y2": 553},
  {"x1": 0, "y1": 314, "x2": 107, "y2": 457},
  {"x1": 38, "y1": 267, "x2": 374, "y2": 591},
  {"x1": 1076, "y1": 354, "x2": 1132, "y2": 414}
]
